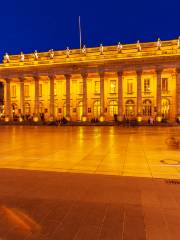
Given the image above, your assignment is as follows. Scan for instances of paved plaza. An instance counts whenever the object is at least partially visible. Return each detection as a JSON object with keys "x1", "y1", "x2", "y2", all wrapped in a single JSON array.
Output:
[{"x1": 0, "y1": 126, "x2": 180, "y2": 239}]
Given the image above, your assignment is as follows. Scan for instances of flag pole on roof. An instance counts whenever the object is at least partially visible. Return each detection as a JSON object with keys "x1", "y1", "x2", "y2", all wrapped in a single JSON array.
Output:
[{"x1": 79, "y1": 16, "x2": 82, "y2": 49}]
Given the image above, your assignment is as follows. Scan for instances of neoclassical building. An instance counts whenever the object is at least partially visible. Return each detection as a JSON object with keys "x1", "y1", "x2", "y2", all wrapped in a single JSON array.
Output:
[{"x1": 0, "y1": 38, "x2": 180, "y2": 122}]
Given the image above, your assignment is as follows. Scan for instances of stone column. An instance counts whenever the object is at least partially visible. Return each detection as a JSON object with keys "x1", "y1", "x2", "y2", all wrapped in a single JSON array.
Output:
[
  {"x1": 176, "y1": 68, "x2": 180, "y2": 120},
  {"x1": 136, "y1": 69, "x2": 143, "y2": 121},
  {"x1": 99, "y1": 71, "x2": 105, "y2": 121},
  {"x1": 156, "y1": 68, "x2": 162, "y2": 121},
  {"x1": 33, "y1": 76, "x2": 40, "y2": 121},
  {"x1": 4, "y1": 79, "x2": 11, "y2": 121},
  {"x1": 49, "y1": 75, "x2": 55, "y2": 120},
  {"x1": 65, "y1": 74, "x2": 71, "y2": 120},
  {"x1": 81, "y1": 72, "x2": 88, "y2": 122},
  {"x1": 19, "y1": 77, "x2": 25, "y2": 116},
  {"x1": 117, "y1": 71, "x2": 123, "y2": 121}
]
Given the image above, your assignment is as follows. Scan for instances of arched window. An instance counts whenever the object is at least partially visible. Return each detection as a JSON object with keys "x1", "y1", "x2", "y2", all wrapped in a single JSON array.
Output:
[
  {"x1": 125, "y1": 100, "x2": 135, "y2": 117},
  {"x1": 143, "y1": 99, "x2": 152, "y2": 116},
  {"x1": 25, "y1": 103, "x2": 31, "y2": 114},
  {"x1": 161, "y1": 98, "x2": 170, "y2": 118},
  {"x1": 93, "y1": 100, "x2": 100, "y2": 117},
  {"x1": 109, "y1": 100, "x2": 118, "y2": 116}
]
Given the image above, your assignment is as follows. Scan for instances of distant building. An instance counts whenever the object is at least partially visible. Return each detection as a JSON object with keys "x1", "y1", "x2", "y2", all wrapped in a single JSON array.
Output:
[{"x1": 0, "y1": 38, "x2": 180, "y2": 122}]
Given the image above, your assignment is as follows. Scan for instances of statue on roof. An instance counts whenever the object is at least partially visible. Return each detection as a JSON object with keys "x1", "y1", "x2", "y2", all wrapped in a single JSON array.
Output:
[
  {"x1": 177, "y1": 36, "x2": 180, "y2": 49},
  {"x1": 117, "y1": 42, "x2": 123, "y2": 53},
  {"x1": 4, "y1": 53, "x2": 10, "y2": 63},
  {"x1": 34, "y1": 50, "x2": 39, "y2": 60},
  {"x1": 100, "y1": 44, "x2": 103, "y2": 54},
  {"x1": 49, "y1": 49, "x2": 54, "y2": 59},
  {"x1": 81, "y1": 45, "x2": 86, "y2": 55},
  {"x1": 20, "y1": 52, "x2": 25, "y2": 62},
  {"x1": 66, "y1": 47, "x2": 70, "y2": 58},
  {"x1": 157, "y1": 38, "x2": 162, "y2": 50},
  {"x1": 137, "y1": 40, "x2": 141, "y2": 52}
]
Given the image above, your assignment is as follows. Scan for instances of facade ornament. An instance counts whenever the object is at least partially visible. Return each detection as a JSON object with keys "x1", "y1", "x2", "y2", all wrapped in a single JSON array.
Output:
[
  {"x1": 137, "y1": 40, "x2": 142, "y2": 52},
  {"x1": 117, "y1": 42, "x2": 123, "y2": 53},
  {"x1": 177, "y1": 36, "x2": 180, "y2": 49},
  {"x1": 81, "y1": 45, "x2": 87, "y2": 55},
  {"x1": 100, "y1": 44, "x2": 104, "y2": 54},
  {"x1": 20, "y1": 52, "x2": 25, "y2": 62},
  {"x1": 157, "y1": 38, "x2": 162, "y2": 50},
  {"x1": 66, "y1": 47, "x2": 70, "y2": 58},
  {"x1": 49, "y1": 49, "x2": 54, "y2": 59},
  {"x1": 4, "y1": 53, "x2": 10, "y2": 63},
  {"x1": 34, "y1": 50, "x2": 39, "y2": 60}
]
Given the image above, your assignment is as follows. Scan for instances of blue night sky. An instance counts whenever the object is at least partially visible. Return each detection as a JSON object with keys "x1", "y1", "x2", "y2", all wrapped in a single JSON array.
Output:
[{"x1": 0, "y1": 0, "x2": 179, "y2": 59}]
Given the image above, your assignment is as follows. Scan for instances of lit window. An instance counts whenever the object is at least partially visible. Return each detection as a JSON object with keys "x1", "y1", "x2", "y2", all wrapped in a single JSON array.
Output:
[
  {"x1": 39, "y1": 84, "x2": 42, "y2": 97},
  {"x1": 144, "y1": 79, "x2": 150, "y2": 92},
  {"x1": 24, "y1": 85, "x2": 29, "y2": 97},
  {"x1": 127, "y1": 80, "x2": 133, "y2": 94},
  {"x1": 110, "y1": 80, "x2": 116, "y2": 93},
  {"x1": 11, "y1": 85, "x2": 16, "y2": 97},
  {"x1": 162, "y1": 78, "x2": 168, "y2": 92},
  {"x1": 94, "y1": 81, "x2": 100, "y2": 94}
]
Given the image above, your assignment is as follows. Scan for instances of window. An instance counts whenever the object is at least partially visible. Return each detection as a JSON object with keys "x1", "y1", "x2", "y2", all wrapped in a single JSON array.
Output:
[
  {"x1": 127, "y1": 80, "x2": 133, "y2": 94},
  {"x1": 24, "y1": 85, "x2": 29, "y2": 97},
  {"x1": 39, "y1": 84, "x2": 42, "y2": 97},
  {"x1": 11, "y1": 85, "x2": 16, "y2": 97},
  {"x1": 79, "y1": 82, "x2": 83, "y2": 94},
  {"x1": 110, "y1": 80, "x2": 116, "y2": 93},
  {"x1": 94, "y1": 81, "x2": 100, "y2": 94},
  {"x1": 144, "y1": 79, "x2": 150, "y2": 92},
  {"x1": 125, "y1": 99, "x2": 135, "y2": 116},
  {"x1": 162, "y1": 78, "x2": 168, "y2": 92}
]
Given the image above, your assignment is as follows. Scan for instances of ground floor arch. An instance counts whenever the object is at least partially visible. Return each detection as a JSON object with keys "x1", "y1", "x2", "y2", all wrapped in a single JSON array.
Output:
[
  {"x1": 143, "y1": 99, "x2": 152, "y2": 116},
  {"x1": 93, "y1": 100, "x2": 100, "y2": 118},
  {"x1": 125, "y1": 99, "x2": 135, "y2": 117}
]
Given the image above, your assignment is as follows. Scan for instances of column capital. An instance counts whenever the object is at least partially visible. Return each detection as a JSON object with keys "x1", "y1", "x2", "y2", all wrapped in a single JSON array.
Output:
[
  {"x1": 19, "y1": 76, "x2": 25, "y2": 82},
  {"x1": 5, "y1": 78, "x2": 11, "y2": 83},
  {"x1": 117, "y1": 71, "x2": 123, "y2": 77},
  {"x1": 99, "y1": 71, "x2": 105, "y2": 79},
  {"x1": 64, "y1": 74, "x2": 71, "y2": 80},
  {"x1": 81, "y1": 72, "x2": 88, "y2": 79},
  {"x1": 33, "y1": 75, "x2": 40, "y2": 81},
  {"x1": 176, "y1": 68, "x2": 180, "y2": 74},
  {"x1": 48, "y1": 74, "x2": 56, "y2": 80},
  {"x1": 136, "y1": 68, "x2": 143, "y2": 75},
  {"x1": 156, "y1": 67, "x2": 163, "y2": 75}
]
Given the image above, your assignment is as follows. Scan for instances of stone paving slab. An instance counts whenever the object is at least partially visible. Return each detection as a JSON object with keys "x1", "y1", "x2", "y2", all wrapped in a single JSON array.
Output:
[{"x1": 0, "y1": 169, "x2": 180, "y2": 239}]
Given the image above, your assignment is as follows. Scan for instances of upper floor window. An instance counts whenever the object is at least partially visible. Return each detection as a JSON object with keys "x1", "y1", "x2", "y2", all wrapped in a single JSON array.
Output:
[
  {"x1": 127, "y1": 80, "x2": 133, "y2": 94},
  {"x1": 94, "y1": 81, "x2": 100, "y2": 94},
  {"x1": 162, "y1": 78, "x2": 168, "y2": 92},
  {"x1": 24, "y1": 85, "x2": 29, "y2": 97},
  {"x1": 110, "y1": 80, "x2": 116, "y2": 93},
  {"x1": 11, "y1": 85, "x2": 16, "y2": 97},
  {"x1": 144, "y1": 79, "x2": 150, "y2": 92},
  {"x1": 39, "y1": 84, "x2": 42, "y2": 97}
]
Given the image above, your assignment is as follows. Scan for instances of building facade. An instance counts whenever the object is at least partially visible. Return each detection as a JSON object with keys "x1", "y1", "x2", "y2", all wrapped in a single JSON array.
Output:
[{"x1": 0, "y1": 38, "x2": 180, "y2": 122}]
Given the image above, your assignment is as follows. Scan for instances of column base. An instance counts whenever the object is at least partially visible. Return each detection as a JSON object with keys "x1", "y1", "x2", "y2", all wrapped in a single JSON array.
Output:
[
  {"x1": 81, "y1": 115, "x2": 87, "y2": 122},
  {"x1": 65, "y1": 115, "x2": 71, "y2": 121},
  {"x1": 99, "y1": 115, "x2": 105, "y2": 122},
  {"x1": 33, "y1": 115, "x2": 40, "y2": 122},
  {"x1": 156, "y1": 115, "x2": 162, "y2": 123},
  {"x1": 49, "y1": 115, "x2": 55, "y2": 122},
  {"x1": 5, "y1": 116, "x2": 10, "y2": 122},
  {"x1": 136, "y1": 114, "x2": 143, "y2": 123},
  {"x1": 176, "y1": 115, "x2": 180, "y2": 122},
  {"x1": 117, "y1": 115, "x2": 124, "y2": 122}
]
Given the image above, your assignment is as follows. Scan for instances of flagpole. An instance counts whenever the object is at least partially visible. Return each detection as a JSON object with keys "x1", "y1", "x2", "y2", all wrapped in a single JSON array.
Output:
[{"x1": 79, "y1": 16, "x2": 82, "y2": 49}]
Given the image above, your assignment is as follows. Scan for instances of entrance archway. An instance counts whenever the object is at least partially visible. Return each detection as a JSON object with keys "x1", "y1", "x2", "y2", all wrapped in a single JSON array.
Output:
[
  {"x1": 109, "y1": 100, "x2": 118, "y2": 117},
  {"x1": 143, "y1": 99, "x2": 152, "y2": 116},
  {"x1": 161, "y1": 98, "x2": 170, "y2": 118},
  {"x1": 25, "y1": 103, "x2": 31, "y2": 114},
  {"x1": 93, "y1": 100, "x2": 100, "y2": 118},
  {"x1": 125, "y1": 99, "x2": 135, "y2": 117},
  {"x1": 77, "y1": 101, "x2": 83, "y2": 121}
]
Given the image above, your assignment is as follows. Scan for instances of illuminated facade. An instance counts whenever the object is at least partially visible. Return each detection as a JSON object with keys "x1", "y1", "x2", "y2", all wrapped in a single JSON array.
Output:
[{"x1": 0, "y1": 38, "x2": 180, "y2": 122}]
